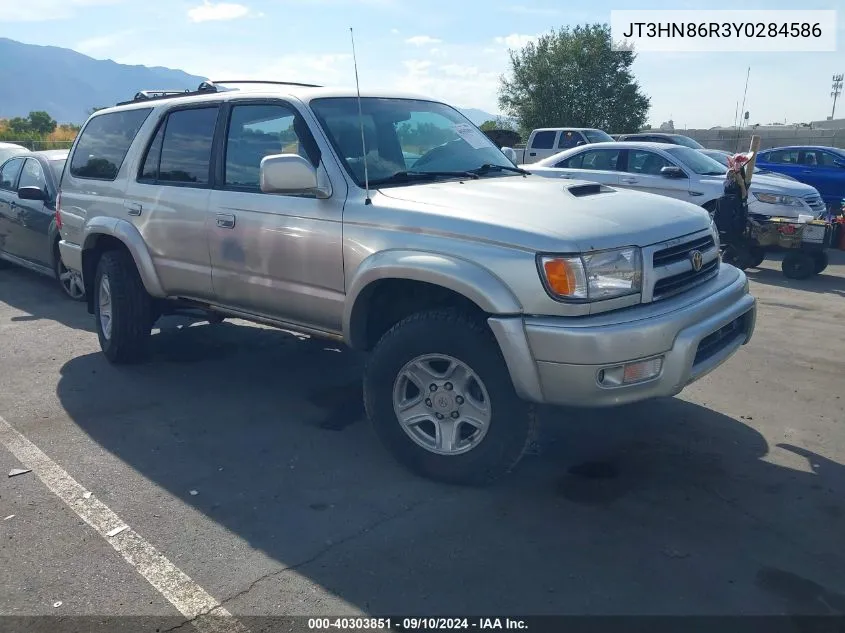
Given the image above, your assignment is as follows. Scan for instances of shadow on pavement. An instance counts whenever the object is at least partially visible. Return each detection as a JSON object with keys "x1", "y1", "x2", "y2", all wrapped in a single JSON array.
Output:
[
  {"x1": 745, "y1": 249, "x2": 845, "y2": 296},
  {"x1": 53, "y1": 321, "x2": 845, "y2": 617},
  {"x1": 0, "y1": 265, "x2": 93, "y2": 331}
]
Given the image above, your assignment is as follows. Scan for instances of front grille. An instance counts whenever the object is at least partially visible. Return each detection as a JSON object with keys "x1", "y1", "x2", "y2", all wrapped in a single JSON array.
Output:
[
  {"x1": 803, "y1": 194, "x2": 825, "y2": 214},
  {"x1": 652, "y1": 235, "x2": 715, "y2": 267},
  {"x1": 653, "y1": 259, "x2": 719, "y2": 299},
  {"x1": 694, "y1": 312, "x2": 749, "y2": 366}
]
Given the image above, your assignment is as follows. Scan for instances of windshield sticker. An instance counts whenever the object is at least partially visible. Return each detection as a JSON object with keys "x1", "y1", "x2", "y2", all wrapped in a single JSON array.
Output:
[{"x1": 454, "y1": 123, "x2": 489, "y2": 150}]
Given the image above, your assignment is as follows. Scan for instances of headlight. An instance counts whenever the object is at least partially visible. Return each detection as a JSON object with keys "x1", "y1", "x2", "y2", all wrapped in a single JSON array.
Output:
[
  {"x1": 753, "y1": 192, "x2": 803, "y2": 207},
  {"x1": 709, "y1": 215, "x2": 720, "y2": 251},
  {"x1": 540, "y1": 247, "x2": 642, "y2": 302}
]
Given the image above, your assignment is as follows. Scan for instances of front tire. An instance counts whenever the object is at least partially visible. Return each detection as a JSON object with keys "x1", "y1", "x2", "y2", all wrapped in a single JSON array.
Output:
[
  {"x1": 94, "y1": 250, "x2": 152, "y2": 363},
  {"x1": 364, "y1": 309, "x2": 537, "y2": 486}
]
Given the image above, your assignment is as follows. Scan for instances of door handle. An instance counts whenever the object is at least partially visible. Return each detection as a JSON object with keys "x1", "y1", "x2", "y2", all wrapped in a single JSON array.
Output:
[
  {"x1": 124, "y1": 201, "x2": 142, "y2": 216},
  {"x1": 621, "y1": 177, "x2": 638, "y2": 184},
  {"x1": 216, "y1": 213, "x2": 236, "y2": 229},
  {"x1": 9, "y1": 201, "x2": 16, "y2": 209},
  {"x1": 557, "y1": 173, "x2": 572, "y2": 179},
  {"x1": 529, "y1": 152, "x2": 536, "y2": 156}
]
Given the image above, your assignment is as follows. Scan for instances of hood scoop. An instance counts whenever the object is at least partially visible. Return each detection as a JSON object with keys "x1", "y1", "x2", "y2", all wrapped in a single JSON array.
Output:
[{"x1": 567, "y1": 183, "x2": 613, "y2": 197}]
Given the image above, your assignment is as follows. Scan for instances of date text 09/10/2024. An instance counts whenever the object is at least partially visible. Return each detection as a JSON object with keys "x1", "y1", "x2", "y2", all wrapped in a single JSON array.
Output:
[{"x1": 307, "y1": 618, "x2": 528, "y2": 630}]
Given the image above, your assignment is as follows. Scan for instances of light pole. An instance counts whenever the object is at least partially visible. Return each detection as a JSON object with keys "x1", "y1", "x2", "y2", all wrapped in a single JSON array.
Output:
[{"x1": 832, "y1": 74, "x2": 844, "y2": 120}]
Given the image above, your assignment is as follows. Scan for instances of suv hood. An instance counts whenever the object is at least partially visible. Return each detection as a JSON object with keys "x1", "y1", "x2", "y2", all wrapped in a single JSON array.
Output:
[{"x1": 375, "y1": 176, "x2": 711, "y2": 252}]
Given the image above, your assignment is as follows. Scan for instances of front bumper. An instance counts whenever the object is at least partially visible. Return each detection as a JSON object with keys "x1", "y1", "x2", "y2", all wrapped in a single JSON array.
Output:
[{"x1": 488, "y1": 264, "x2": 756, "y2": 407}]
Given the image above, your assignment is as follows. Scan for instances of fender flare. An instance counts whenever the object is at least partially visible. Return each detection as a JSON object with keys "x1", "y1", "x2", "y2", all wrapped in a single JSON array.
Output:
[
  {"x1": 82, "y1": 217, "x2": 166, "y2": 297},
  {"x1": 343, "y1": 249, "x2": 522, "y2": 349}
]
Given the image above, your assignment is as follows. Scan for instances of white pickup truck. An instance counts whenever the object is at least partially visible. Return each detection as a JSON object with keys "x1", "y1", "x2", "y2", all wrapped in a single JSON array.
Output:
[{"x1": 506, "y1": 128, "x2": 614, "y2": 164}]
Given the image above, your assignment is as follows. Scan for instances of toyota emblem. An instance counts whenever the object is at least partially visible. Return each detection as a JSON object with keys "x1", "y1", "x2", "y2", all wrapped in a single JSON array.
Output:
[{"x1": 689, "y1": 250, "x2": 704, "y2": 272}]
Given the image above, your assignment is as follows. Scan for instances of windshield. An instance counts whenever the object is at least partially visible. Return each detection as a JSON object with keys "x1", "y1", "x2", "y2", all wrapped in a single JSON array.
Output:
[
  {"x1": 49, "y1": 158, "x2": 67, "y2": 183},
  {"x1": 702, "y1": 151, "x2": 764, "y2": 174},
  {"x1": 583, "y1": 129, "x2": 614, "y2": 143},
  {"x1": 310, "y1": 98, "x2": 515, "y2": 187},
  {"x1": 669, "y1": 135, "x2": 704, "y2": 149},
  {"x1": 665, "y1": 146, "x2": 727, "y2": 175}
]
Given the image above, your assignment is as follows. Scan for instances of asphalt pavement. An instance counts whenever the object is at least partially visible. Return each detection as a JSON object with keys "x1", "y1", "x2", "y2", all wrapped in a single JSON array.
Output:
[{"x1": 0, "y1": 251, "x2": 844, "y2": 631}]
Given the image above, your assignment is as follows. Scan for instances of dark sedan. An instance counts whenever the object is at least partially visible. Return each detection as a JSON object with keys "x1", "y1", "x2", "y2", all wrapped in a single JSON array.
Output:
[{"x1": 0, "y1": 149, "x2": 85, "y2": 300}]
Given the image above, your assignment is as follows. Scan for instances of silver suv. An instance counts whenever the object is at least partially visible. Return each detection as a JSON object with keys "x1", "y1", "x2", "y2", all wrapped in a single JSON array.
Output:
[{"x1": 58, "y1": 81, "x2": 757, "y2": 485}]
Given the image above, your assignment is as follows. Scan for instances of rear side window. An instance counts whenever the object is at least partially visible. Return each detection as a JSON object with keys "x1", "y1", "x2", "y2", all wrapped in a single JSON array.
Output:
[
  {"x1": 0, "y1": 157, "x2": 24, "y2": 191},
  {"x1": 140, "y1": 107, "x2": 218, "y2": 185},
  {"x1": 530, "y1": 131, "x2": 556, "y2": 149},
  {"x1": 70, "y1": 108, "x2": 152, "y2": 180},
  {"x1": 557, "y1": 131, "x2": 582, "y2": 149}
]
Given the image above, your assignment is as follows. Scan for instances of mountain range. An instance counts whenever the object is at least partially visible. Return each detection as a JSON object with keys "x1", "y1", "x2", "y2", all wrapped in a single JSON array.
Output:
[{"x1": 0, "y1": 38, "x2": 502, "y2": 126}]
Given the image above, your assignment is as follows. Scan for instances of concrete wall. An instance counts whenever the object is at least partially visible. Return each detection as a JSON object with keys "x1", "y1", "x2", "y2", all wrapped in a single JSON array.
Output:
[{"x1": 680, "y1": 128, "x2": 845, "y2": 151}]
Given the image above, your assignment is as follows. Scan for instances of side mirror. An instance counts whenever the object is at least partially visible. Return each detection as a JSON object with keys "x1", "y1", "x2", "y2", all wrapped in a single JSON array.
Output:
[
  {"x1": 576, "y1": 140, "x2": 586, "y2": 146},
  {"x1": 17, "y1": 186, "x2": 47, "y2": 201},
  {"x1": 834, "y1": 159, "x2": 845, "y2": 169},
  {"x1": 660, "y1": 166, "x2": 686, "y2": 178},
  {"x1": 260, "y1": 154, "x2": 329, "y2": 198},
  {"x1": 501, "y1": 147, "x2": 518, "y2": 165}
]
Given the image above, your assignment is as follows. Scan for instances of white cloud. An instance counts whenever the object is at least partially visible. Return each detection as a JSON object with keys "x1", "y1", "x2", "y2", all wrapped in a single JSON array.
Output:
[
  {"x1": 494, "y1": 34, "x2": 540, "y2": 49},
  {"x1": 1, "y1": 0, "x2": 120, "y2": 22},
  {"x1": 187, "y1": 1, "x2": 250, "y2": 23},
  {"x1": 405, "y1": 35, "x2": 442, "y2": 46},
  {"x1": 441, "y1": 64, "x2": 479, "y2": 78},
  {"x1": 390, "y1": 28, "x2": 400, "y2": 35}
]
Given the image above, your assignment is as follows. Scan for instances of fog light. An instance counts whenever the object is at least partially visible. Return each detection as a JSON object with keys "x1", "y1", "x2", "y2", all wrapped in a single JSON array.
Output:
[
  {"x1": 622, "y1": 357, "x2": 663, "y2": 384},
  {"x1": 597, "y1": 356, "x2": 664, "y2": 387}
]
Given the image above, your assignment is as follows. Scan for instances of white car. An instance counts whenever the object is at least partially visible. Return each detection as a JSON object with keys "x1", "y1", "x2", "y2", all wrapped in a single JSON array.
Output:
[
  {"x1": 0, "y1": 142, "x2": 29, "y2": 165},
  {"x1": 526, "y1": 142, "x2": 824, "y2": 220}
]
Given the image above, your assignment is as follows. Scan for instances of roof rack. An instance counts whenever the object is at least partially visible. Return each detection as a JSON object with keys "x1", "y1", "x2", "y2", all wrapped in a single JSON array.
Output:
[
  {"x1": 115, "y1": 79, "x2": 322, "y2": 107},
  {"x1": 208, "y1": 80, "x2": 323, "y2": 88}
]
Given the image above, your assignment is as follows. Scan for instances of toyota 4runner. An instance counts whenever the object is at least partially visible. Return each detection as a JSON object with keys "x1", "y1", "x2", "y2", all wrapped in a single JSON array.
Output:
[{"x1": 57, "y1": 81, "x2": 757, "y2": 485}]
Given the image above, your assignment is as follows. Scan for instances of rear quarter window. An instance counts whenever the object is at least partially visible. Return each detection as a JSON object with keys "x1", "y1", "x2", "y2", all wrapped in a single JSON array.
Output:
[{"x1": 69, "y1": 108, "x2": 153, "y2": 180}]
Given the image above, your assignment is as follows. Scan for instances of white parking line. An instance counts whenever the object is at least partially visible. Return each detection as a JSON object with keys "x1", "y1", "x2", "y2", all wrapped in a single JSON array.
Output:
[{"x1": 0, "y1": 414, "x2": 249, "y2": 633}]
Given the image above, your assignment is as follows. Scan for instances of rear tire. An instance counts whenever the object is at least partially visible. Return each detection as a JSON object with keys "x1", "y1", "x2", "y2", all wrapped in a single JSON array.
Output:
[
  {"x1": 781, "y1": 252, "x2": 815, "y2": 280},
  {"x1": 812, "y1": 251, "x2": 829, "y2": 275},
  {"x1": 747, "y1": 245, "x2": 765, "y2": 269},
  {"x1": 54, "y1": 243, "x2": 86, "y2": 301},
  {"x1": 364, "y1": 309, "x2": 537, "y2": 486},
  {"x1": 94, "y1": 250, "x2": 152, "y2": 363}
]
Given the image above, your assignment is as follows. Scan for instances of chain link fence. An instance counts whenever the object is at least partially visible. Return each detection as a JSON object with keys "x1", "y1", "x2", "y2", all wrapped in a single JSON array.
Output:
[{"x1": 2, "y1": 140, "x2": 75, "y2": 151}]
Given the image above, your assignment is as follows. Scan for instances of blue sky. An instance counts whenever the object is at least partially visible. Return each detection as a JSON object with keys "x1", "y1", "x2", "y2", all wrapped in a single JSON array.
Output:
[{"x1": 1, "y1": 0, "x2": 843, "y2": 128}]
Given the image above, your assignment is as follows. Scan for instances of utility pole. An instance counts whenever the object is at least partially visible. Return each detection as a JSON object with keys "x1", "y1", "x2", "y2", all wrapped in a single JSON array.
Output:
[{"x1": 832, "y1": 74, "x2": 843, "y2": 120}]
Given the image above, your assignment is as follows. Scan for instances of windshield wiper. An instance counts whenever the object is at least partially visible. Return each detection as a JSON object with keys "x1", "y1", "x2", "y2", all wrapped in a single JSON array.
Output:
[
  {"x1": 469, "y1": 163, "x2": 531, "y2": 176},
  {"x1": 371, "y1": 170, "x2": 479, "y2": 185}
]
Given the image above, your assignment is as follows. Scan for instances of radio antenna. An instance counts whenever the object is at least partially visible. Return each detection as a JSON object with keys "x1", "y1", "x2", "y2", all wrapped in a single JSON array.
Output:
[{"x1": 350, "y1": 27, "x2": 371, "y2": 205}]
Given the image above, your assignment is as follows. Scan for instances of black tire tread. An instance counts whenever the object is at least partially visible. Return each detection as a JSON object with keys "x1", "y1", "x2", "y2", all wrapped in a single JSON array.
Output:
[
  {"x1": 364, "y1": 308, "x2": 538, "y2": 486},
  {"x1": 95, "y1": 250, "x2": 152, "y2": 363}
]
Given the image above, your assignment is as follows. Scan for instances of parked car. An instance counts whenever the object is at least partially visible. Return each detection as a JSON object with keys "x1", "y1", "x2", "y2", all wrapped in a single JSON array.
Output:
[
  {"x1": 506, "y1": 128, "x2": 613, "y2": 164},
  {"x1": 0, "y1": 149, "x2": 84, "y2": 300},
  {"x1": 754, "y1": 146, "x2": 845, "y2": 210},
  {"x1": 0, "y1": 142, "x2": 29, "y2": 165},
  {"x1": 58, "y1": 81, "x2": 755, "y2": 485},
  {"x1": 698, "y1": 149, "x2": 799, "y2": 183},
  {"x1": 526, "y1": 142, "x2": 824, "y2": 220},
  {"x1": 617, "y1": 133, "x2": 705, "y2": 149}
]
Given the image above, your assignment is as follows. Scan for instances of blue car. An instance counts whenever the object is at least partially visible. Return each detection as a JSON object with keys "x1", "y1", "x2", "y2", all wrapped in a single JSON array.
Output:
[{"x1": 755, "y1": 146, "x2": 845, "y2": 210}]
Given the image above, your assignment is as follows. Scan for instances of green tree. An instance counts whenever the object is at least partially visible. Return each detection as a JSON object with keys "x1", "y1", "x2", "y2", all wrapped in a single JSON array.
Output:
[
  {"x1": 27, "y1": 111, "x2": 57, "y2": 135},
  {"x1": 7, "y1": 117, "x2": 31, "y2": 135},
  {"x1": 498, "y1": 24, "x2": 650, "y2": 134},
  {"x1": 479, "y1": 120, "x2": 498, "y2": 131}
]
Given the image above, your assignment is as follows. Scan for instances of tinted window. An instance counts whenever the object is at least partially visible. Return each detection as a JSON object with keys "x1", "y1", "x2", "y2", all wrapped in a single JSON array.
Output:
[
  {"x1": 555, "y1": 152, "x2": 584, "y2": 168},
  {"x1": 18, "y1": 158, "x2": 47, "y2": 191},
  {"x1": 0, "y1": 158, "x2": 24, "y2": 191},
  {"x1": 70, "y1": 108, "x2": 152, "y2": 180},
  {"x1": 557, "y1": 131, "x2": 582, "y2": 149},
  {"x1": 627, "y1": 150, "x2": 672, "y2": 175},
  {"x1": 156, "y1": 108, "x2": 218, "y2": 184},
  {"x1": 767, "y1": 149, "x2": 799, "y2": 164},
  {"x1": 668, "y1": 135, "x2": 704, "y2": 149},
  {"x1": 530, "y1": 131, "x2": 556, "y2": 150},
  {"x1": 801, "y1": 150, "x2": 839, "y2": 167},
  {"x1": 225, "y1": 103, "x2": 308, "y2": 189},
  {"x1": 577, "y1": 148, "x2": 621, "y2": 171},
  {"x1": 139, "y1": 122, "x2": 165, "y2": 181},
  {"x1": 583, "y1": 129, "x2": 614, "y2": 143}
]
